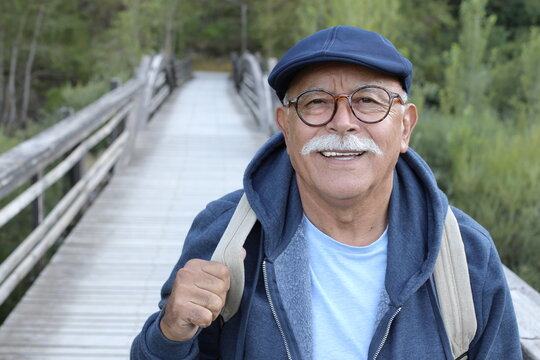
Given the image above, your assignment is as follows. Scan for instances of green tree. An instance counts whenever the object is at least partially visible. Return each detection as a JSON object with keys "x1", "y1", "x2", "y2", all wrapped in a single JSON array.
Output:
[
  {"x1": 440, "y1": 0, "x2": 496, "y2": 115},
  {"x1": 179, "y1": 0, "x2": 243, "y2": 56},
  {"x1": 293, "y1": 0, "x2": 401, "y2": 42},
  {"x1": 487, "y1": 0, "x2": 540, "y2": 38},
  {"x1": 519, "y1": 27, "x2": 540, "y2": 125},
  {"x1": 392, "y1": 1, "x2": 457, "y2": 109},
  {"x1": 249, "y1": 0, "x2": 300, "y2": 57}
]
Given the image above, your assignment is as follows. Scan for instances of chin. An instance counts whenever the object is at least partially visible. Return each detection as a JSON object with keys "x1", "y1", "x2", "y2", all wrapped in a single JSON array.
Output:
[{"x1": 319, "y1": 183, "x2": 368, "y2": 201}]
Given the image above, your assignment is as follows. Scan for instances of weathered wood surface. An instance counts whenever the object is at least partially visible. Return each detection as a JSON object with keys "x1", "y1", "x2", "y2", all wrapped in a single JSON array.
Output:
[
  {"x1": 231, "y1": 53, "x2": 278, "y2": 136},
  {"x1": 0, "y1": 71, "x2": 267, "y2": 359},
  {"x1": 504, "y1": 267, "x2": 540, "y2": 360}
]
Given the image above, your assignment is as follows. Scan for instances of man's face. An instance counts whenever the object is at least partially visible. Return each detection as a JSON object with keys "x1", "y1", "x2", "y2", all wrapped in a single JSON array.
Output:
[{"x1": 276, "y1": 62, "x2": 418, "y2": 206}]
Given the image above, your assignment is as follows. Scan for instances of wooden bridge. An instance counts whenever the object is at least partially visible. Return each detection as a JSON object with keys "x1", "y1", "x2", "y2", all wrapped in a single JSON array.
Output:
[{"x1": 0, "y1": 54, "x2": 538, "y2": 359}]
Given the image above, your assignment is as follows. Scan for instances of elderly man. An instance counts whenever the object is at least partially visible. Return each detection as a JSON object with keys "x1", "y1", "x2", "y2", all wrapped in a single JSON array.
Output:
[{"x1": 131, "y1": 26, "x2": 521, "y2": 359}]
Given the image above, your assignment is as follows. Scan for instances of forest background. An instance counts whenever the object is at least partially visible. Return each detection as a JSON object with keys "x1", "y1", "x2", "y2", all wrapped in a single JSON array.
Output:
[{"x1": 0, "y1": 0, "x2": 539, "y2": 319}]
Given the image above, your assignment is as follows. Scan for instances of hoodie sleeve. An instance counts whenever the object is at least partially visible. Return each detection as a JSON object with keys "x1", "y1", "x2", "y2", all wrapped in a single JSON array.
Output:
[
  {"x1": 454, "y1": 209, "x2": 523, "y2": 359},
  {"x1": 130, "y1": 191, "x2": 242, "y2": 359},
  {"x1": 468, "y1": 244, "x2": 523, "y2": 359}
]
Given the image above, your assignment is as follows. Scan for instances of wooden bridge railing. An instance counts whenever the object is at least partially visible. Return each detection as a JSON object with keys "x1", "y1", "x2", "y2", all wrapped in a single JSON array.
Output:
[
  {"x1": 0, "y1": 54, "x2": 192, "y2": 307},
  {"x1": 231, "y1": 52, "x2": 279, "y2": 135},
  {"x1": 231, "y1": 51, "x2": 540, "y2": 359}
]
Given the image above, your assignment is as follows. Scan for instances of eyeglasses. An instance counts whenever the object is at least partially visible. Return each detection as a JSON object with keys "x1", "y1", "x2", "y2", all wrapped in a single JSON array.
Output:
[{"x1": 284, "y1": 85, "x2": 405, "y2": 127}]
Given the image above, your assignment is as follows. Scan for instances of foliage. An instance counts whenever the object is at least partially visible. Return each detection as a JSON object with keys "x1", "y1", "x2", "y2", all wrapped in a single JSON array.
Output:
[
  {"x1": 44, "y1": 78, "x2": 109, "y2": 113},
  {"x1": 315, "y1": 0, "x2": 401, "y2": 40},
  {"x1": 92, "y1": 0, "x2": 181, "y2": 76},
  {"x1": 0, "y1": 132, "x2": 21, "y2": 154},
  {"x1": 177, "y1": 1, "x2": 244, "y2": 57},
  {"x1": 410, "y1": 0, "x2": 540, "y2": 289},
  {"x1": 487, "y1": 0, "x2": 540, "y2": 38},
  {"x1": 0, "y1": 0, "x2": 182, "y2": 133},
  {"x1": 440, "y1": 0, "x2": 496, "y2": 115},
  {"x1": 0, "y1": 113, "x2": 59, "y2": 153},
  {"x1": 411, "y1": 110, "x2": 540, "y2": 289},
  {"x1": 248, "y1": 0, "x2": 299, "y2": 57},
  {"x1": 518, "y1": 27, "x2": 540, "y2": 124}
]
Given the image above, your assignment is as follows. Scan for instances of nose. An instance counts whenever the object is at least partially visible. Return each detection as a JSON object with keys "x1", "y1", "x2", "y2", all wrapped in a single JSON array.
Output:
[{"x1": 326, "y1": 96, "x2": 361, "y2": 134}]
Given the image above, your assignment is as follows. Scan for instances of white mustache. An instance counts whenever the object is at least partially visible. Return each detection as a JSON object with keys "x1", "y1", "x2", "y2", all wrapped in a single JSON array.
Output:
[{"x1": 301, "y1": 134, "x2": 382, "y2": 156}]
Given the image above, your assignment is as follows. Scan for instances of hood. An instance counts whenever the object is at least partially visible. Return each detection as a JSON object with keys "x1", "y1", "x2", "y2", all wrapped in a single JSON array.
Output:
[
  {"x1": 243, "y1": 133, "x2": 303, "y2": 259},
  {"x1": 386, "y1": 150, "x2": 449, "y2": 305},
  {"x1": 243, "y1": 133, "x2": 449, "y2": 304}
]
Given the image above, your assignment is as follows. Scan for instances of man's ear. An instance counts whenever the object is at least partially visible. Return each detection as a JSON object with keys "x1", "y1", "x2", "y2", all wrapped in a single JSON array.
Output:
[
  {"x1": 400, "y1": 103, "x2": 418, "y2": 153},
  {"x1": 276, "y1": 106, "x2": 289, "y2": 139}
]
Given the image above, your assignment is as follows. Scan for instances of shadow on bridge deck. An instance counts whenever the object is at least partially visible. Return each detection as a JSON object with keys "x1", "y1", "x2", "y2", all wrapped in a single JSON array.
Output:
[{"x1": 0, "y1": 71, "x2": 268, "y2": 359}]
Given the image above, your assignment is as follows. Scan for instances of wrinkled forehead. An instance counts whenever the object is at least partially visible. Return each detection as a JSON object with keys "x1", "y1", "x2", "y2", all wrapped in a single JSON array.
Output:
[{"x1": 287, "y1": 62, "x2": 403, "y2": 96}]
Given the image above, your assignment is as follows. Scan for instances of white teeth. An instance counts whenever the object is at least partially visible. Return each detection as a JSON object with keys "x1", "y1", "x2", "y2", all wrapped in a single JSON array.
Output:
[{"x1": 321, "y1": 151, "x2": 363, "y2": 157}]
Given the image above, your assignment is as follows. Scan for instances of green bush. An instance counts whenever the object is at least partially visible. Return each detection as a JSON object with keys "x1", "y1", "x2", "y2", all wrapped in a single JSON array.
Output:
[
  {"x1": 519, "y1": 27, "x2": 540, "y2": 125},
  {"x1": 0, "y1": 115, "x2": 59, "y2": 153},
  {"x1": 412, "y1": 110, "x2": 540, "y2": 290},
  {"x1": 44, "y1": 78, "x2": 110, "y2": 113},
  {"x1": 0, "y1": 78, "x2": 110, "y2": 154},
  {"x1": 0, "y1": 133, "x2": 21, "y2": 154}
]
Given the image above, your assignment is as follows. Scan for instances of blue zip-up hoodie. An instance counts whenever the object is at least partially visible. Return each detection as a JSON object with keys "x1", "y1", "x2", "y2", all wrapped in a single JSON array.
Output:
[{"x1": 131, "y1": 133, "x2": 522, "y2": 359}]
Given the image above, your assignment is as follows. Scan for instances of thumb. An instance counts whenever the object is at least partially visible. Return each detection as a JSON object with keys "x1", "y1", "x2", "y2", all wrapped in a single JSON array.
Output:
[{"x1": 242, "y1": 247, "x2": 247, "y2": 260}]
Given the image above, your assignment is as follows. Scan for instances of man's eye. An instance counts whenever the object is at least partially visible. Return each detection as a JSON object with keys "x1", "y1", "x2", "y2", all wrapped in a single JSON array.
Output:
[
  {"x1": 308, "y1": 98, "x2": 328, "y2": 105},
  {"x1": 359, "y1": 97, "x2": 375, "y2": 103}
]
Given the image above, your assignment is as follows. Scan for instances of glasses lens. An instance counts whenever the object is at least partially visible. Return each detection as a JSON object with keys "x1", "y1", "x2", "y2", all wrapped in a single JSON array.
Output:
[
  {"x1": 296, "y1": 91, "x2": 335, "y2": 126},
  {"x1": 350, "y1": 87, "x2": 391, "y2": 123}
]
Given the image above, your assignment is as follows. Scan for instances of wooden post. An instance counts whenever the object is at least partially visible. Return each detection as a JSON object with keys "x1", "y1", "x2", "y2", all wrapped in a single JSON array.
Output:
[
  {"x1": 109, "y1": 78, "x2": 122, "y2": 144},
  {"x1": 118, "y1": 56, "x2": 150, "y2": 168},
  {"x1": 31, "y1": 171, "x2": 46, "y2": 280},
  {"x1": 31, "y1": 172, "x2": 43, "y2": 229},
  {"x1": 166, "y1": 57, "x2": 177, "y2": 90},
  {"x1": 68, "y1": 147, "x2": 86, "y2": 209}
]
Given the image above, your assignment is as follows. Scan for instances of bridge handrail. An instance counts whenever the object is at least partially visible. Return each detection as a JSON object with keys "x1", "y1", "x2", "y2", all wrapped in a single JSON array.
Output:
[
  {"x1": 231, "y1": 52, "x2": 279, "y2": 135},
  {"x1": 0, "y1": 54, "x2": 192, "y2": 307}
]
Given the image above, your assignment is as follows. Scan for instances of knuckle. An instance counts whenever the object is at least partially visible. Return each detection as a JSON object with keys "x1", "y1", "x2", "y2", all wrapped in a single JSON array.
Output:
[
  {"x1": 217, "y1": 264, "x2": 230, "y2": 279},
  {"x1": 176, "y1": 266, "x2": 192, "y2": 279},
  {"x1": 184, "y1": 259, "x2": 201, "y2": 270},
  {"x1": 190, "y1": 308, "x2": 213, "y2": 328},
  {"x1": 200, "y1": 293, "x2": 212, "y2": 308},
  {"x1": 216, "y1": 280, "x2": 230, "y2": 295},
  {"x1": 175, "y1": 281, "x2": 192, "y2": 295},
  {"x1": 186, "y1": 258, "x2": 203, "y2": 267},
  {"x1": 176, "y1": 261, "x2": 205, "y2": 281},
  {"x1": 207, "y1": 294, "x2": 224, "y2": 313}
]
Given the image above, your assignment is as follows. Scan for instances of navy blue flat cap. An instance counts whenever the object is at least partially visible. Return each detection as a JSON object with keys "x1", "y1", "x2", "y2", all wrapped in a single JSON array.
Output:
[{"x1": 268, "y1": 26, "x2": 413, "y2": 102}]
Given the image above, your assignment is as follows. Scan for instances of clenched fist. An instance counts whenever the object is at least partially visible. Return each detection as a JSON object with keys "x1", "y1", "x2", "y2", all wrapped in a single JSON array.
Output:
[{"x1": 160, "y1": 259, "x2": 231, "y2": 342}]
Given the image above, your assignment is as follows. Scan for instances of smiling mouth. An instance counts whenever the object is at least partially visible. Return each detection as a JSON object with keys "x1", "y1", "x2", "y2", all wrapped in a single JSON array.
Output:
[{"x1": 320, "y1": 151, "x2": 366, "y2": 159}]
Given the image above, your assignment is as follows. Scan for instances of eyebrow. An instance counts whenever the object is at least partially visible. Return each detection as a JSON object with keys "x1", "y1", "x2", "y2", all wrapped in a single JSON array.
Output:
[
  {"x1": 292, "y1": 84, "x2": 377, "y2": 97},
  {"x1": 288, "y1": 86, "x2": 324, "y2": 98}
]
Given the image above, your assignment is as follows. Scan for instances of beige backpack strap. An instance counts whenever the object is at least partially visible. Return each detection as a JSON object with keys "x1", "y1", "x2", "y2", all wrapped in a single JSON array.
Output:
[
  {"x1": 211, "y1": 193, "x2": 257, "y2": 322},
  {"x1": 433, "y1": 207, "x2": 477, "y2": 359}
]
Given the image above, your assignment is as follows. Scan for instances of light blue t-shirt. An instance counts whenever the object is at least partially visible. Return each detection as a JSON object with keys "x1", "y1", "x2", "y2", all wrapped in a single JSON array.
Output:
[{"x1": 304, "y1": 216, "x2": 388, "y2": 360}]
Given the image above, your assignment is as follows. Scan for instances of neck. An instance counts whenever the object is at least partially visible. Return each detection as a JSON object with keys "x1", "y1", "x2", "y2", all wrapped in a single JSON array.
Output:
[{"x1": 299, "y1": 183, "x2": 392, "y2": 247}]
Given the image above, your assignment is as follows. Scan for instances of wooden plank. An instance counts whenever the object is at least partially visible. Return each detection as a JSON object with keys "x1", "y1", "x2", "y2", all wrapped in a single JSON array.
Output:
[{"x1": 0, "y1": 71, "x2": 267, "y2": 358}]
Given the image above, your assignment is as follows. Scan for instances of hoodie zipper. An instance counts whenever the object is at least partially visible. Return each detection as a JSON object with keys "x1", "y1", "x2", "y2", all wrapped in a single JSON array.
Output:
[
  {"x1": 372, "y1": 306, "x2": 402, "y2": 360},
  {"x1": 262, "y1": 260, "x2": 293, "y2": 360}
]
